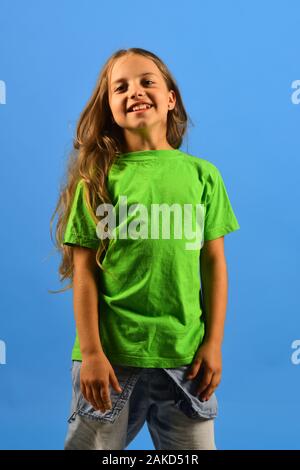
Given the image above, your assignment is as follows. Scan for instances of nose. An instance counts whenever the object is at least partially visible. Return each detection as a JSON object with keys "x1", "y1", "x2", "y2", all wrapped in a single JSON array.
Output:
[{"x1": 129, "y1": 84, "x2": 146, "y2": 99}]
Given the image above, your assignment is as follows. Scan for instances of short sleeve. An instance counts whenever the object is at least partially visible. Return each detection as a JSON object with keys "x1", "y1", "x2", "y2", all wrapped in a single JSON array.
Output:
[
  {"x1": 63, "y1": 180, "x2": 100, "y2": 250},
  {"x1": 204, "y1": 167, "x2": 240, "y2": 241}
]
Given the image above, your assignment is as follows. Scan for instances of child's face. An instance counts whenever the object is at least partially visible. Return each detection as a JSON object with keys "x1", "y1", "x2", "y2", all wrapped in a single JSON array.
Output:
[{"x1": 108, "y1": 54, "x2": 176, "y2": 143}]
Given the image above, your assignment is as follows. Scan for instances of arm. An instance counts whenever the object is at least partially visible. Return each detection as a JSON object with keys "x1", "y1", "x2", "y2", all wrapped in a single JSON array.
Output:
[
  {"x1": 72, "y1": 246, "x2": 122, "y2": 412},
  {"x1": 73, "y1": 246, "x2": 104, "y2": 358},
  {"x1": 200, "y1": 236, "x2": 228, "y2": 346},
  {"x1": 186, "y1": 237, "x2": 227, "y2": 401}
]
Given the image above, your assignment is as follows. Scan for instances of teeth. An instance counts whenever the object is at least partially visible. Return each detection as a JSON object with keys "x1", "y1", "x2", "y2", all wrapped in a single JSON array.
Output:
[{"x1": 131, "y1": 104, "x2": 152, "y2": 112}]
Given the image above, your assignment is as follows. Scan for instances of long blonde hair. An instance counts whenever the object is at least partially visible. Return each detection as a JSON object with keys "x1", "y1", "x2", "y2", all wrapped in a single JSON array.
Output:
[{"x1": 49, "y1": 47, "x2": 193, "y2": 294}]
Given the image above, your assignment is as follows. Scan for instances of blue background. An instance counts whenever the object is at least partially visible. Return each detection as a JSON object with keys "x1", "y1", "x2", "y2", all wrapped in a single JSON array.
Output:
[{"x1": 0, "y1": 0, "x2": 299, "y2": 449}]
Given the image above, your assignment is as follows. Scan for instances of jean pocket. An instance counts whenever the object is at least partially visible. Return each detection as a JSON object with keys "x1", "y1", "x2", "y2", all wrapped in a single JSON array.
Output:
[
  {"x1": 70, "y1": 361, "x2": 142, "y2": 424},
  {"x1": 173, "y1": 387, "x2": 218, "y2": 420},
  {"x1": 164, "y1": 367, "x2": 218, "y2": 420}
]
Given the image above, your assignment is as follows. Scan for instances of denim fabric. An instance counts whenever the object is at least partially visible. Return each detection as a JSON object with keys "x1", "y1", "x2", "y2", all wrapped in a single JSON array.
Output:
[
  {"x1": 67, "y1": 361, "x2": 218, "y2": 424},
  {"x1": 65, "y1": 361, "x2": 217, "y2": 450}
]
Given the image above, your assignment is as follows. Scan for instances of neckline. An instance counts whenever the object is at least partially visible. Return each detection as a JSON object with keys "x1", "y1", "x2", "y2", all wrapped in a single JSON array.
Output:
[{"x1": 115, "y1": 149, "x2": 183, "y2": 162}]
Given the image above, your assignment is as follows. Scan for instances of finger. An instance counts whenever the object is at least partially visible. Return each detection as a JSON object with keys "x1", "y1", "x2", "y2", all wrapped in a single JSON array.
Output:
[
  {"x1": 91, "y1": 383, "x2": 108, "y2": 411},
  {"x1": 85, "y1": 385, "x2": 102, "y2": 411},
  {"x1": 186, "y1": 358, "x2": 203, "y2": 379},
  {"x1": 100, "y1": 384, "x2": 112, "y2": 410},
  {"x1": 110, "y1": 369, "x2": 123, "y2": 394},
  {"x1": 196, "y1": 368, "x2": 213, "y2": 395},
  {"x1": 80, "y1": 381, "x2": 87, "y2": 401},
  {"x1": 81, "y1": 378, "x2": 104, "y2": 411},
  {"x1": 199, "y1": 373, "x2": 221, "y2": 400}
]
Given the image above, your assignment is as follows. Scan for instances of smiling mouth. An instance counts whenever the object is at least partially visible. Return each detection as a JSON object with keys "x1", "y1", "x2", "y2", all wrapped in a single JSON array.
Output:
[{"x1": 127, "y1": 105, "x2": 154, "y2": 114}]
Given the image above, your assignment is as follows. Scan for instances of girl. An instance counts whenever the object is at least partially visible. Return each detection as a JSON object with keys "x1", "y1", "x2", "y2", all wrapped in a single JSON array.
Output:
[{"x1": 51, "y1": 47, "x2": 240, "y2": 450}]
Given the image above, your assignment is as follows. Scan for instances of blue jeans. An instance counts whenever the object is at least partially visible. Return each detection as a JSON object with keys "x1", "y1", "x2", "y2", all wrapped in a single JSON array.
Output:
[{"x1": 64, "y1": 361, "x2": 217, "y2": 450}]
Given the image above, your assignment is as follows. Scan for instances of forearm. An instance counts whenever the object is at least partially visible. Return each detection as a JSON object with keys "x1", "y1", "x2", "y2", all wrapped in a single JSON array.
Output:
[
  {"x1": 73, "y1": 266, "x2": 104, "y2": 359},
  {"x1": 200, "y1": 255, "x2": 228, "y2": 346}
]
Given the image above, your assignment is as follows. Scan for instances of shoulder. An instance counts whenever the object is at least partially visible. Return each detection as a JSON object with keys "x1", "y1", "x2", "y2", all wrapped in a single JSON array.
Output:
[
  {"x1": 69, "y1": 179, "x2": 92, "y2": 209},
  {"x1": 178, "y1": 150, "x2": 221, "y2": 180},
  {"x1": 75, "y1": 178, "x2": 87, "y2": 189},
  {"x1": 73, "y1": 178, "x2": 90, "y2": 196}
]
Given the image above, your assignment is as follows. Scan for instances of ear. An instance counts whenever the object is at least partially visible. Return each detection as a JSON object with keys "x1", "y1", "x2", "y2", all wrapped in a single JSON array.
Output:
[{"x1": 168, "y1": 90, "x2": 176, "y2": 110}]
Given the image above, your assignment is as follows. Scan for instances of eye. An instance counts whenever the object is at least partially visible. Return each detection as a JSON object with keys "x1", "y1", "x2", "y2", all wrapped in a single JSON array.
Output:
[{"x1": 115, "y1": 80, "x2": 154, "y2": 92}]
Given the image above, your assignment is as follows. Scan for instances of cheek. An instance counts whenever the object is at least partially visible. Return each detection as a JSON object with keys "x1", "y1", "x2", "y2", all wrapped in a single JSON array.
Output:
[
  {"x1": 109, "y1": 96, "x2": 121, "y2": 111},
  {"x1": 114, "y1": 101, "x2": 126, "y2": 115},
  {"x1": 155, "y1": 92, "x2": 169, "y2": 109}
]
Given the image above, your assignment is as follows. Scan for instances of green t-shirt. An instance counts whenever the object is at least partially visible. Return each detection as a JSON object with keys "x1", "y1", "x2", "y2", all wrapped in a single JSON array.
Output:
[{"x1": 63, "y1": 149, "x2": 240, "y2": 367}]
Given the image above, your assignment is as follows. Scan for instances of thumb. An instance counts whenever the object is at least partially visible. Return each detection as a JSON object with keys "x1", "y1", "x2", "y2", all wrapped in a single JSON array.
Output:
[
  {"x1": 186, "y1": 358, "x2": 203, "y2": 379},
  {"x1": 110, "y1": 370, "x2": 123, "y2": 394}
]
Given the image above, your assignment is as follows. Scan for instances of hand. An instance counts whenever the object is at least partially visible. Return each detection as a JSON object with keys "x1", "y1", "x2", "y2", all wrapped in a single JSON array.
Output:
[
  {"x1": 80, "y1": 353, "x2": 123, "y2": 413},
  {"x1": 185, "y1": 340, "x2": 222, "y2": 402}
]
